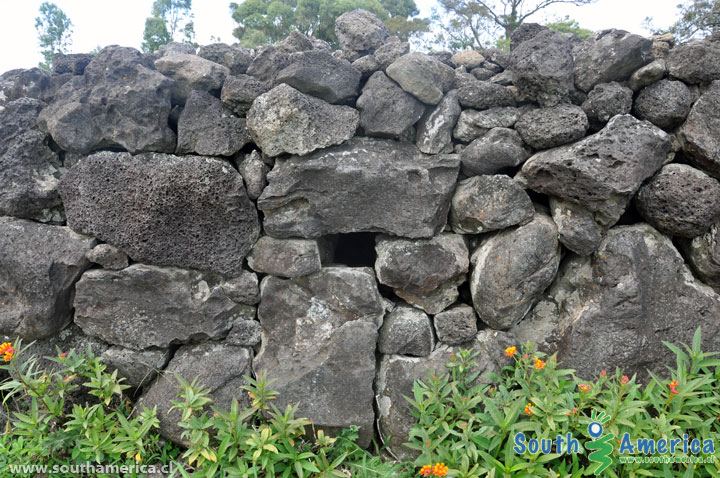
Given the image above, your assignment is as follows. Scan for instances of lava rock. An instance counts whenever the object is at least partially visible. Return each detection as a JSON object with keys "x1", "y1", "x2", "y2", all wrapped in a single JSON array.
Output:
[
  {"x1": 681, "y1": 222, "x2": 720, "y2": 286},
  {"x1": 581, "y1": 82, "x2": 633, "y2": 130},
  {"x1": 629, "y1": 59, "x2": 666, "y2": 91},
  {"x1": 220, "y1": 74, "x2": 270, "y2": 116},
  {"x1": 335, "y1": 10, "x2": 389, "y2": 54},
  {"x1": 510, "y1": 23, "x2": 549, "y2": 50},
  {"x1": 258, "y1": 138, "x2": 459, "y2": 238},
  {"x1": 221, "y1": 270, "x2": 260, "y2": 305},
  {"x1": 470, "y1": 213, "x2": 560, "y2": 330},
  {"x1": 453, "y1": 107, "x2": 520, "y2": 142},
  {"x1": 351, "y1": 55, "x2": 379, "y2": 78},
  {"x1": 433, "y1": 305, "x2": 478, "y2": 345},
  {"x1": 101, "y1": 347, "x2": 170, "y2": 388},
  {"x1": 416, "y1": 90, "x2": 461, "y2": 154},
  {"x1": 456, "y1": 80, "x2": 515, "y2": 110},
  {"x1": 386, "y1": 52, "x2": 455, "y2": 105},
  {"x1": 154, "y1": 53, "x2": 229, "y2": 104},
  {"x1": 0, "y1": 67, "x2": 67, "y2": 107},
  {"x1": 197, "y1": 43, "x2": 253, "y2": 75},
  {"x1": 374, "y1": 41, "x2": 410, "y2": 70},
  {"x1": 450, "y1": 175, "x2": 534, "y2": 234},
  {"x1": 59, "y1": 152, "x2": 259, "y2": 276},
  {"x1": 378, "y1": 306, "x2": 434, "y2": 356},
  {"x1": 356, "y1": 71, "x2": 425, "y2": 138},
  {"x1": 679, "y1": 81, "x2": 720, "y2": 178},
  {"x1": 633, "y1": 79, "x2": 692, "y2": 130},
  {"x1": 86, "y1": 244, "x2": 129, "y2": 270},
  {"x1": 247, "y1": 236, "x2": 332, "y2": 278},
  {"x1": 666, "y1": 40, "x2": 720, "y2": 84},
  {"x1": 635, "y1": 164, "x2": 720, "y2": 238},
  {"x1": 246, "y1": 84, "x2": 359, "y2": 157},
  {"x1": 516, "y1": 115, "x2": 670, "y2": 226},
  {"x1": 451, "y1": 50, "x2": 485, "y2": 69},
  {"x1": 573, "y1": 29, "x2": 652, "y2": 92},
  {"x1": 276, "y1": 50, "x2": 361, "y2": 103},
  {"x1": 237, "y1": 150, "x2": 269, "y2": 200},
  {"x1": 549, "y1": 198, "x2": 604, "y2": 256},
  {"x1": 176, "y1": 90, "x2": 250, "y2": 156},
  {"x1": 226, "y1": 318, "x2": 262, "y2": 346},
  {"x1": 514, "y1": 104, "x2": 588, "y2": 149},
  {"x1": 53, "y1": 53, "x2": 92, "y2": 75},
  {"x1": 255, "y1": 267, "x2": 384, "y2": 447},
  {"x1": 0, "y1": 217, "x2": 95, "y2": 339},
  {"x1": 460, "y1": 127, "x2": 529, "y2": 176}
]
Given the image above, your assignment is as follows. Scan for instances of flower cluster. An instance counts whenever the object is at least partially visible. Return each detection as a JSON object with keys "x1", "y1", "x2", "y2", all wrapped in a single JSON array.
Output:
[
  {"x1": 524, "y1": 402, "x2": 533, "y2": 416},
  {"x1": 505, "y1": 346, "x2": 516, "y2": 357},
  {"x1": 0, "y1": 342, "x2": 14, "y2": 362},
  {"x1": 419, "y1": 462, "x2": 448, "y2": 476},
  {"x1": 534, "y1": 357, "x2": 546, "y2": 370},
  {"x1": 669, "y1": 380, "x2": 679, "y2": 395},
  {"x1": 579, "y1": 383, "x2": 591, "y2": 392}
]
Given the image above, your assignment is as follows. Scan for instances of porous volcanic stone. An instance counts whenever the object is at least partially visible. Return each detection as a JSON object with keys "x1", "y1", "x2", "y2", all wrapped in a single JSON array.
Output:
[
  {"x1": 633, "y1": 79, "x2": 692, "y2": 130},
  {"x1": 433, "y1": 305, "x2": 478, "y2": 345},
  {"x1": 460, "y1": 128, "x2": 529, "y2": 176},
  {"x1": 247, "y1": 236, "x2": 331, "y2": 278},
  {"x1": 453, "y1": 107, "x2": 520, "y2": 143},
  {"x1": 154, "y1": 53, "x2": 229, "y2": 104},
  {"x1": 549, "y1": 198, "x2": 604, "y2": 256},
  {"x1": 666, "y1": 40, "x2": 720, "y2": 84},
  {"x1": 386, "y1": 52, "x2": 455, "y2": 105},
  {"x1": 416, "y1": 90, "x2": 461, "y2": 154},
  {"x1": 514, "y1": 104, "x2": 588, "y2": 149},
  {"x1": 221, "y1": 74, "x2": 270, "y2": 116},
  {"x1": 276, "y1": 50, "x2": 361, "y2": 104},
  {"x1": 378, "y1": 306, "x2": 434, "y2": 356},
  {"x1": 335, "y1": 10, "x2": 389, "y2": 54},
  {"x1": 581, "y1": 82, "x2": 633, "y2": 130},
  {"x1": 456, "y1": 80, "x2": 515, "y2": 110},
  {"x1": 679, "y1": 81, "x2": 720, "y2": 178},
  {"x1": 356, "y1": 71, "x2": 425, "y2": 138}
]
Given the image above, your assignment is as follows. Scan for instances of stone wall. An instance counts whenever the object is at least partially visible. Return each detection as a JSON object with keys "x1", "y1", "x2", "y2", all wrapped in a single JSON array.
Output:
[{"x1": 2, "y1": 10, "x2": 720, "y2": 458}]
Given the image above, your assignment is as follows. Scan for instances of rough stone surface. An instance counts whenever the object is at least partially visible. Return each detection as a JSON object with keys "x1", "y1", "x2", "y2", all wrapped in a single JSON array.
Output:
[
  {"x1": 667, "y1": 40, "x2": 720, "y2": 84},
  {"x1": 514, "y1": 225, "x2": 720, "y2": 382},
  {"x1": 629, "y1": 59, "x2": 666, "y2": 91},
  {"x1": 74, "y1": 264, "x2": 250, "y2": 349},
  {"x1": 0, "y1": 68, "x2": 67, "y2": 107},
  {"x1": 335, "y1": 10, "x2": 390, "y2": 53},
  {"x1": 573, "y1": 29, "x2": 653, "y2": 92},
  {"x1": 433, "y1": 305, "x2": 477, "y2": 345},
  {"x1": 221, "y1": 270, "x2": 260, "y2": 305},
  {"x1": 101, "y1": 347, "x2": 170, "y2": 388},
  {"x1": 514, "y1": 104, "x2": 588, "y2": 149},
  {"x1": 451, "y1": 50, "x2": 485, "y2": 69},
  {"x1": 450, "y1": 175, "x2": 534, "y2": 234},
  {"x1": 154, "y1": 53, "x2": 229, "y2": 104},
  {"x1": 221, "y1": 74, "x2": 270, "y2": 116},
  {"x1": 53, "y1": 53, "x2": 92, "y2": 75},
  {"x1": 59, "y1": 152, "x2": 260, "y2": 276},
  {"x1": 258, "y1": 138, "x2": 459, "y2": 238},
  {"x1": 679, "y1": 81, "x2": 720, "y2": 178},
  {"x1": 581, "y1": 82, "x2": 633, "y2": 130},
  {"x1": 416, "y1": 90, "x2": 461, "y2": 154},
  {"x1": 374, "y1": 41, "x2": 410, "y2": 70},
  {"x1": 276, "y1": 50, "x2": 361, "y2": 103},
  {"x1": 376, "y1": 330, "x2": 515, "y2": 459},
  {"x1": 356, "y1": 71, "x2": 425, "y2": 138},
  {"x1": 470, "y1": 214, "x2": 560, "y2": 330},
  {"x1": 635, "y1": 164, "x2": 720, "y2": 238},
  {"x1": 453, "y1": 107, "x2": 520, "y2": 143},
  {"x1": 86, "y1": 244, "x2": 129, "y2": 270},
  {"x1": 386, "y1": 52, "x2": 455, "y2": 105},
  {"x1": 247, "y1": 236, "x2": 329, "y2": 278},
  {"x1": 197, "y1": 43, "x2": 253, "y2": 75},
  {"x1": 633, "y1": 79, "x2": 692, "y2": 130},
  {"x1": 510, "y1": 30, "x2": 575, "y2": 106},
  {"x1": 226, "y1": 317, "x2": 262, "y2": 347},
  {"x1": 378, "y1": 306, "x2": 434, "y2": 356},
  {"x1": 517, "y1": 115, "x2": 670, "y2": 226},
  {"x1": 0, "y1": 98, "x2": 64, "y2": 223},
  {"x1": 549, "y1": 198, "x2": 604, "y2": 256},
  {"x1": 351, "y1": 55, "x2": 379, "y2": 78},
  {"x1": 681, "y1": 222, "x2": 720, "y2": 286},
  {"x1": 176, "y1": 90, "x2": 250, "y2": 156},
  {"x1": 141, "y1": 343, "x2": 253, "y2": 443},
  {"x1": 247, "y1": 84, "x2": 359, "y2": 157},
  {"x1": 37, "y1": 46, "x2": 176, "y2": 154},
  {"x1": 460, "y1": 127, "x2": 528, "y2": 176},
  {"x1": 0, "y1": 217, "x2": 95, "y2": 339},
  {"x1": 456, "y1": 80, "x2": 515, "y2": 110},
  {"x1": 237, "y1": 150, "x2": 268, "y2": 200},
  {"x1": 255, "y1": 267, "x2": 384, "y2": 447}
]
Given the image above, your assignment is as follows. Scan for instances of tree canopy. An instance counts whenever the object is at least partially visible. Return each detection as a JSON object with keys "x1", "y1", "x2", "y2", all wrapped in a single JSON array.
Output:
[
  {"x1": 230, "y1": 0, "x2": 430, "y2": 48},
  {"x1": 35, "y1": 2, "x2": 73, "y2": 70},
  {"x1": 667, "y1": 0, "x2": 720, "y2": 41},
  {"x1": 546, "y1": 15, "x2": 593, "y2": 40},
  {"x1": 142, "y1": 0, "x2": 197, "y2": 53}
]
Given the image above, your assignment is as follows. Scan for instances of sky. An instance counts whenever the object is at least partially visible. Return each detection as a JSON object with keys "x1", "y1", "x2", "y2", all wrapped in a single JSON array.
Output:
[{"x1": 0, "y1": 0, "x2": 685, "y2": 74}]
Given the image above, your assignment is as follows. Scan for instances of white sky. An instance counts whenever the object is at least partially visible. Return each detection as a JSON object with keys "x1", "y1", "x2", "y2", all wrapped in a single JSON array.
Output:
[{"x1": 0, "y1": 0, "x2": 685, "y2": 74}]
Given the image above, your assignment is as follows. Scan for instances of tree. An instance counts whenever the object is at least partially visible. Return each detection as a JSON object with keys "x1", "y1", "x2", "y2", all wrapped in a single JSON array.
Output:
[
  {"x1": 230, "y1": 0, "x2": 429, "y2": 48},
  {"x1": 142, "y1": 0, "x2": 197, "y2": 53},
  {"x1": 35, "y1": 2, "x2": 73, "y2": 70},
  {"x1": 667, "y1": 0, "x2": 720, "y2": 41},
  {"x1": 433, "y1": 0, "x2": 594, "y2": 50},
  {"x1": 546, "y1": 15, "x2": 592, "y2": 40}
]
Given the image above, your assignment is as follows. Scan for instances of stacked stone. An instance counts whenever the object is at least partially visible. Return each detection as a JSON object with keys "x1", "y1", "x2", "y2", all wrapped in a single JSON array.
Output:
[{"x1": 2, "y1": 11, "x2": 720, "y2": 460}]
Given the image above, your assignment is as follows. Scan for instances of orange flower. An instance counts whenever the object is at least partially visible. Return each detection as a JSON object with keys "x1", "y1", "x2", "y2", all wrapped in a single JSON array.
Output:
[
  {"x1": 432, "y1": 463, "x2": 449, "y2": 477},
  {"x1": 579, "y1": 384, "x2": 591, "y2": 392},
  {"x1": 0, "y1": 342, "x2": 14, "y2": 362},
  {"x1": 505, "y1": 346, "x2": 517, "y2": 357},
  {"x1": 534, "y1": 357, "x2": 546, "y2": 370},
  {"x1": 524, "y1": 402, "x2": 533, "y2": 415},
  {"x1": 522, "y1": 353, "x2": 529, "y2": 359},
  {"x1": 419, "y1": 465, "x2": 433, "y2": 476},
  {"x1": 600, "y1": 370, "x2": 607, "y2": 377},
  {"x1": 620, "y1": 375, "x2": 629, "y2": 386},
  {"x1": 669, "y1": 380, "x2": 679, "y2": 395}
]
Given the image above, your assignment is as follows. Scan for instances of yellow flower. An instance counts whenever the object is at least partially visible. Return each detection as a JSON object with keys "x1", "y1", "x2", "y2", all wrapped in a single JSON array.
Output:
[
  {"x1": 534, "y1": 357, "x2": 546, "y2": 370},
  {"x1": 135, "y1": 452, "x2": 142, "y2": 463},
  {"x1": 419, "y1": 465, "x2": 433, "y2": 476},
  {"x1": 524, "y1": 402, "x2": 533, "y2": 415},
  {"x1": 432, "y1": 462, "x2": 449, "y2": 477},
  {"x1": 0, "y1": 342, "x2": 14, "y2": 362},
  {"x1": 505, "y1": 346, "x2": 517, "y2": 357}
]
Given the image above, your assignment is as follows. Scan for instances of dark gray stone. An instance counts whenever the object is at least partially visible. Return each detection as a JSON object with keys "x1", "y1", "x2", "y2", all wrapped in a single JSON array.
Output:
[
  {"x1": 86, "y1": 244, "x2": 129, "y2": 270},
  {"x1": 386, "y1": 52, "x2": 455, "y2": 105},
  {"x1": 226, "y1": 318, "x2": 262, "y2": 347},
  {"x1": 53, "y1": 53, "x2": 92, "y2": 75},
  {"x1": 246, "y1": 46, "x2": 292, "y2": 84},
  {"x1": 220, "y1": 74, "x2": 269, "y2": 116},
  {"x1": 456, "y1": 80, "x2": 515, "y2": 110},
  {"x1": 667, "y1": 40, "x2": 720, "y2": 84},
  {"x1": 517, "y1": 115, "x2": 670, "y2": 226},
  {"x1": 247, "y1": 236, "x2": 330, "y2": 278},
  {"x1": 59, "y1": 152, "x2": 259, "y2": 276},
  {"x1": 679, "y1": 81, "x2": 720, "y2": 178},
  {"x1": 335, "y1": 10, "x2": 389, "y2": 54},
  {"x1": 155, "y1": 53, "x2": 229, "y2": 104},
  {"x1": 470, "y1": 214, "x2": 560, "y2": 330},
  {"x1": 276, "y1": 50, "x2": 361, "y2": 103},
  {"x1": 581, "y1": 82, "x2": 633, "y2": 130},
  {"x1": 197, "y1": 43, "x2": 253, "y2": 75},
  {"x1": 0, "y1": 217, "x2": 95, "y2": 339},
  {"x1": 374, "y1": 41, "x2": 410, "y2": 70},
  {"x1": 378, "y1": 306, "x2": 434, "y2": 356},
  {"x1": 221, "y1": 270, "x2": 260, "y2": 305},
  {"x1": 450, "y1": 175, "x2": 534, "y2": 234},
  {"x1": 258, "y1": 138, "x2": 459, "y2": 238},
  {"x1": 510, "y1": 23, "x2": 549, "y2": 50},
  {"x1": 101, "y1": 347, "x2": 170, "y2": 388},
  {"x1": 453, "y1": 107, "x2": 520, "y2": 143},
  {"x1": 255, "y1": 267, "x2": 384, "y2": 447},
  {"x1": 635, "y1": 164, "x2": 720, "y2": 238},
  {"x1": 0, "y1": 68, "x2": 67, "y2": 107},
  {"x1": 416, "y1": 90, "x2": 461, "y2": 154},
  {"x1": 357, "y1": 71, "x2": 425, "y2": 138},
  {"x1": 460, "y1": 127, "x2": 529, "y2": 176},
  {"x1": 351, "y1": 55, "x2": 379, "y2": 79},
  {"x1": 681, "y1": 222, "x2": 720, "y2": 286},
  {"x1": 433, "y1": 305, "x2": 477, "y2": 345},
  {"x1": 514, "y1": 104, "x2": 588, "y2": 149},
  {"x1": 237, "y1": 150, "x2": 268, "y2": 200},
  {"x1": 549, "y1": 198, "x2": 604, "y2": 256},
  {"x1": 634, "y1": 79, "x2": 692, "y2": 130}
]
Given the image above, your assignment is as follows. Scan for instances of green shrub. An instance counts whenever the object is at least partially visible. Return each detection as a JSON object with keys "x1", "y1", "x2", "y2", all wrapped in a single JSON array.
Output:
[{"x1": 405, "y1": 328, "x2": 720, "y2": 477}]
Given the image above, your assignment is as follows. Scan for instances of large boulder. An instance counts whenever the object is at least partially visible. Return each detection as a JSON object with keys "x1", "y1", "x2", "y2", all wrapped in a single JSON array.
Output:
[
  {"x1": 666, "y1": 40, "x2": 720, "y2": 84},
  {"x1": 516, "y1": 115, "x2": 670, "y2": 227},
  {"x1": 635, "y1": 164, "x2": 720, "y2": 238},
  {"x1": 335, "y1": 10, "x2": 390, "y2": 54},
  {"x1": 276, "y1": 50, "x2": 361, "y2": 104},
  {"x1": 74, "y1": 264, "x2": 250, "y2": 350},
  {"x1": 514, "y1": 224, "x2": 720, "y2": 382},
  {"x1": 460, "y1": 127, "x2": 529, "y2": 176},
  {"x1": 633, "y1": 79, "x2": 692, "y2": 130},
  {"x1": 0, "y1": 217, "x2": 95, "y2": 339},
  {"x1": 141, "y1": 343, "x2": 253, "y2": 443},
  {"x1": 220, "y1": 74, "x2": 269, "y2": 116},
  {"x1": 176, "y1": 90, "x2": 250, "y2": 156},
  {"x1": 375, "y1": 233, "x2": 469, "y2": 314},
  {"x1": 456, "y1": 80, "x2": 515, "y2": 110},
  {"x1": 154, "y1": 53, "x2": 229, "y2": 104},
  {"x1": 470, "y1": 214, "x2": 560, "y2": 330},
  {"x1": 258, "y1": 138, "x2": 459, "y2": 238},
  {"x1": 386, "y1": 52, "x2": 455, "y2": 105},
  {"x1": 679, "y1": 81, "x2": 720, "y2": 178},
  {"x1": 0, "y1": 67, "x2": 68, "y2": 107},
  {"x1": 197, "y1": 43, "x2": 253, "y2": 75},
  {"x1": 246, "y1": 84, "x2": 359, "y2": 157},
  {"x1": 59, "y1": 152, "x2": 259, "y2": 276},
  {"x1": 573, "y1": 30, "x2": 653, "y2": 92},
  {"x1": 416, "y1": 90, "x2": 461, "y2": 154},
  {"x1": 581, "y1": 82, "x2": 633, "y2": 130},
  {"x1": 37, "y1": 46, "x2": 176, "y2": 154},
  {"x1": 356, "y1": 71, "x2": 425, "y2": 138},
  {"x1": 0, "y1": 98, "x2": 64, "y2": 223},
  {"x1": 510, "y1": 30, "x2": 575, "y2": 106},
  {"x1": 514, "y1": 104, "x2": 588, "y2": 149},
  {"x1": 255, "y1": 267, "x2": 384, "y2": 447}
]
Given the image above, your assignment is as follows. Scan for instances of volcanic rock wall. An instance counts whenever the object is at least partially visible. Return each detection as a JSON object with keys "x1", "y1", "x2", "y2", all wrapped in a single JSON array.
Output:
[{"x1": 2, "y1": 10, "x2": 720, "y2": 458}]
